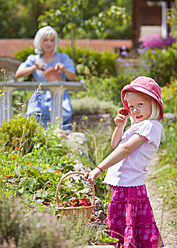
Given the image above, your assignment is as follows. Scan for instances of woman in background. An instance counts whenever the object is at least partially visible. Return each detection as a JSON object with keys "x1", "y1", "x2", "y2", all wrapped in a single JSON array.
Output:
[{"x1": 16, "y1": 26, "x2": 76, "y2": 130}]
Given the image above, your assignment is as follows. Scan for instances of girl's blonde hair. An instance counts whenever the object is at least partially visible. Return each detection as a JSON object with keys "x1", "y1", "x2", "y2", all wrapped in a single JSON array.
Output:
[
  {"x1": 124, "y1": 91, "x2": 161, "y2": 124},
  {"x1": 33, "y1": 26, "x2": 58, "y2": 55}
]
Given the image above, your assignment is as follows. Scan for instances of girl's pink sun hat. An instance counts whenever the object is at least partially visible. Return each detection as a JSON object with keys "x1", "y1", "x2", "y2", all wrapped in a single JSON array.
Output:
[{"x1": 121, "y1": 76, "x2": 164, "y2": 119}]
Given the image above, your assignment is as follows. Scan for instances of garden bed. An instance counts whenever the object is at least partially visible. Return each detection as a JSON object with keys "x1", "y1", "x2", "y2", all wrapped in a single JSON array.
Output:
[{"x1": 72, "y1": 113, "x2": 114, "y2": 132}]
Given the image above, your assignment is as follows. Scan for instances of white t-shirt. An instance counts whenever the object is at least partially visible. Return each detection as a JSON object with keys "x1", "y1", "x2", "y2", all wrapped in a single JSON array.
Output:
[{"x1": 103, "y1": 120, "x2": 163, "y2": 187}]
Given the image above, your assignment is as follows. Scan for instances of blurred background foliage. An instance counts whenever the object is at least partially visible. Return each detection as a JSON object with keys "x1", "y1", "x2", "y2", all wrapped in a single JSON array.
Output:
[{"x1": 0, "y1": 0, "x2": 132, "y2": 39}]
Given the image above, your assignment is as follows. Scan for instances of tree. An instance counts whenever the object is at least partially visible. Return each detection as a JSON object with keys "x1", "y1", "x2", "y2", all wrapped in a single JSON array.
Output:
[
  {"x1": 0, "y1": 0, "x2": 132, "y2": 39},
  {"x1": 0, "y1": 0, "x2": 64, "y2": 38},
  {"x1": 38, "y1": 0, "x2": 130, "y2": 61},
  {"x1": 167, "y1": 0, "x2": 177, "y2": 48}
]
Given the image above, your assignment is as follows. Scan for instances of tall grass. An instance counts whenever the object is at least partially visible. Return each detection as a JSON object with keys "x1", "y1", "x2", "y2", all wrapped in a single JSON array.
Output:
[{"x1": 155, "y1": 120, "x2": 177, "y2": 210}]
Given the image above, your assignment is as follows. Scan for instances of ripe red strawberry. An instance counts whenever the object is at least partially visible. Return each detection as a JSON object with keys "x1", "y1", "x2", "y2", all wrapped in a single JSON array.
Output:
[
  {"x1": 62, "y1": 201, "x2": 71, "y2": 207},
  {"x1": 120, "y1": 108, "x2": 129, "y2": 116},
  {"x1": 81, "y1": 197, "x2": 86, "y2": 200},
  {"x1": 86, "y1": 200, "x2": 91, "y2": 206},
  {"x1": 71, "y1": 197, "x2": 79, "y2": 204},
  {"x1": 80, "y1": 197, "x2": 91, "y2": 206},
  {"x1": 79, "y1": 199, "x2": 88, "y2": 206},
  {"x1": 78, "y1": 200, "x2": 84, "y2": 206}
]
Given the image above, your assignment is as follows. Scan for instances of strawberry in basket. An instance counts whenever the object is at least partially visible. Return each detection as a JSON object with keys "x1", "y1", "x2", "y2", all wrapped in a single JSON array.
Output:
[
  {"x1": 61, "y1": 196, "x2": 91, "y2": 208},
  {"x1": 86, "y1": 200, "x2": 91, "y2": 206},
  {"x1": 79, "y1": 197, "x2": 87, "y2": 206},
  {"x1": 62, "y1": 201, "x2": 72, "y2": 207},
  {"x1": 56, "y1": 172, "x2": 95, "y2": 222},
  {"x1": 71, "y1": 197, "x2": 79, "y2": 207},
  {"x1": 78, "y1": 197, "x2": 91, "y2": 207}
]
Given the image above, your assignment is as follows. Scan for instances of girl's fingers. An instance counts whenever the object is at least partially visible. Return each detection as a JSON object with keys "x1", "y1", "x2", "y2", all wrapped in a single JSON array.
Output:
[
  {"x1": 84, "y1": 172, "x2": 89, "y2": 179},
  {"x1": 115, "y1": 115, "x2": 126, "y2": 122},
  {"x1": 84, "y1": 172, "x2": 96, "y2": 185},
  {"x1": 88, "y1": 177, "x2": 96, "y2": 185}
]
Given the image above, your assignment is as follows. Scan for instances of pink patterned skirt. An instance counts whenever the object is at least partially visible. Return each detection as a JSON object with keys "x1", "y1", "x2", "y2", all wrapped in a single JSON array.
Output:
[{"x1": 104, "y1": 185, "x2": 164, "y2": 248}]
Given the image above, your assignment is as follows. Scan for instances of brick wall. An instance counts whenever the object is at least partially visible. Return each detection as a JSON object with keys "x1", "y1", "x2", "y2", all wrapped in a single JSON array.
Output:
[
  {"x1": 0, "y1": 57, "x2": 21, "y2": 81},
  {"x1": 0, "y1": 39, "x2": 132, "y2": 58}
]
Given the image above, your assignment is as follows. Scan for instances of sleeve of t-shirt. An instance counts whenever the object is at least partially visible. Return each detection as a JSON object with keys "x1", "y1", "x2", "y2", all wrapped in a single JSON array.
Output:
[
  {"x1": 17, "y1": 54, "x2": 35, "y2": 70},
  {"x1": 134, "y1": 120, "x2": 162, "y2": 146},
  {"x1": 61, "y1": 53, "x2": 76, "y2": 73}
]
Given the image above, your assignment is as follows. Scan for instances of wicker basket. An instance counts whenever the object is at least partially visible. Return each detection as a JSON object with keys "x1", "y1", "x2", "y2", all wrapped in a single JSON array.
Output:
[{"x1": 56, "y1": 171, "x2": 95, "y2": 222}]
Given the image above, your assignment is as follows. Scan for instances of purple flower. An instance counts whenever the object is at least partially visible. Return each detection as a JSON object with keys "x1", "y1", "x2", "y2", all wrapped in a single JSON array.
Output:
[
  {"x1": 142, "y1": 33, "x2": 175, "y2": 49},
  {"x1": 121, "y1": 45, "x2": 126, "y2": 50},
  {"x1": 80, "y1": 79, "x2": 85, "y2": 84},
  {"x1": 121, "y1": 51, "x2": 129, "y2": 56}
]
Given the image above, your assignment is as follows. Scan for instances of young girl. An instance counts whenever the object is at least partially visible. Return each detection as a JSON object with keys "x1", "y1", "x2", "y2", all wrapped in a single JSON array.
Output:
[{"x1": 85, "y1": 76, "x2": 164, "y2": 248}]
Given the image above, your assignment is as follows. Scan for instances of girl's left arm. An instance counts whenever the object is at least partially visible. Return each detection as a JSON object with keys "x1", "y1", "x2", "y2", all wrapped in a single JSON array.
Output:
[{"x1": 85, "y1": 134, "x2": 147, "y2": 184}]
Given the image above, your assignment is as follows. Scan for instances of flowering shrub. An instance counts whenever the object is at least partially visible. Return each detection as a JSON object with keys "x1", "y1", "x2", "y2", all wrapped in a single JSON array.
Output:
[
  {"x1": 140, "y1": 47, "x2": 177, "y2": 86},
  {"x1": 161, "y1": 79, "x2": 177, "y2": 113},
  {"x1": 142, "y1": 33, "x2": 176, "y2": 49}
]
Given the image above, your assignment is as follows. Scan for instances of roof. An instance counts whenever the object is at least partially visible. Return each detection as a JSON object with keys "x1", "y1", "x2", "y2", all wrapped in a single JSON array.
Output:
[{"x1": 0, "y1": 39, "x2": 133, "y2": 58}]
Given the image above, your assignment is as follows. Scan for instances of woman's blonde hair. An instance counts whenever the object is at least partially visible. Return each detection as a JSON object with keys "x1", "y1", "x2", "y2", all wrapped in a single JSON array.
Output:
[
  {"x1": 125, "y1": 91, "x2": 161, "y2": 124},
  {"x1": 33, "y1": 26, "x2": 58, "y2": 55}
]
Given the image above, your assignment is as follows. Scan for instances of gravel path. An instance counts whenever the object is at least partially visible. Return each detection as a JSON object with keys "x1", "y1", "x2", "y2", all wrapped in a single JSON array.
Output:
[{"x1": 146, "y1": 156, "x2": 177, "y2": 248}]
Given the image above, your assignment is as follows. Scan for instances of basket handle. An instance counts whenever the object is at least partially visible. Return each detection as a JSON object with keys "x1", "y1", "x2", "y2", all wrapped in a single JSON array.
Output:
[{"x1": 56, "y1": 171, "x2": 95, "y2": 208}]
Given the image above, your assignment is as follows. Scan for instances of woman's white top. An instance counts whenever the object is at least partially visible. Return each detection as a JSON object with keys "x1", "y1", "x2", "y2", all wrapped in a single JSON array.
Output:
[{"x1": 103, "y1": 120, "x2": 163, "y2": 187}]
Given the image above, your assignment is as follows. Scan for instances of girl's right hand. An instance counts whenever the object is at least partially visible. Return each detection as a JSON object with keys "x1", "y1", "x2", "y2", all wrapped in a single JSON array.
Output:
[
  {"x1": 84, "y1": 168, "x2": 102, "y2": 185},
  {"x1": 114, "y1": 108, "x2": 129, "y2": 128}
]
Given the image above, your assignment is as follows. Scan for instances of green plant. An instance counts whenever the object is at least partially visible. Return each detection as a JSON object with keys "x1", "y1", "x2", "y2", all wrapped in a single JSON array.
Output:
[
  {"x1": 73, "y1": 122, "x2": 113, "y2": 205},
  {"x1": 167, "y1": 0, "x2": 177, "y2": 48},
  {"x1": 38, "y1": 1, "x2": 128, "y2": 61},
  {"x1": 75, "y1": 49, "x2": 117, "y2": 77},
  {"x1": 155, "y1": 120, "x2": 177, "y2": 210},
  {"x1": 161, "y1": 78, "x2": 177, "y2": 113},
  {"x1": 14, "y1": 46, "x2": 35, "y2": 61},
  {"x1": 0, "y1": 122, "x2": 77, "y2": 207},
  {"x1": 71, "y1": 96, "x2": 117, "y2": 116},
  {"x1": 0, "y1": 191, "x2": 24, "y2": 247},
  {"x1": 140, "y1": 47, "x2": 177, "y2": 87},
  {"x1": 73, "y1": 75, "x2": 133, "y2": 105},
  {"x1": 0, "y1": 116, "x2": 43, "y2": 154},
  {"x1": 12, "y1": 90, "x2": 34, "y2": 117},
  {"x1": 149, "y1": 82, "x2": 177, "y2": 218},
  {"x1": 15, "y1": 46, "x2": 118, "y2": 78},
  {"x1": 0, "y1": 190, "x2": 103, "y2": 248},
  {"x1": 18, "y1": 212, "x2": 76, "y2": 248}
]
